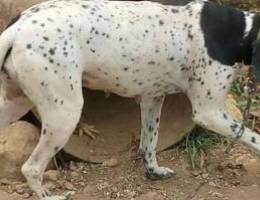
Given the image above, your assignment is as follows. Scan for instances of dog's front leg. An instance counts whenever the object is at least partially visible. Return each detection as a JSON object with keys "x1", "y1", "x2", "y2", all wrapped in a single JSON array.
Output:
[{"x1": 139, "y1": 96, "x2": 175, "y2": 180}]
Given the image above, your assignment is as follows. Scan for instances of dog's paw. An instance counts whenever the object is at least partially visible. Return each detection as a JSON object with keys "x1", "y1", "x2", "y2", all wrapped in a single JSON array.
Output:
[{"x1": 146, "y1": 166, "x2": 175, "y2": 180}]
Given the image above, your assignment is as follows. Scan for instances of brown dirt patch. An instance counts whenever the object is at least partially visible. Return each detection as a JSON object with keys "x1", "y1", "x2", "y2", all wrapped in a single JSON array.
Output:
[{"x1": 1, "y1": 143, "x2": 260, "y2": 200}]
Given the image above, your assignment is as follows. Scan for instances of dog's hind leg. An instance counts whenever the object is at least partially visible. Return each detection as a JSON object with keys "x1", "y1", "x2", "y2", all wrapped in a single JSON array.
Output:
[
  {"x1": 139, "y1": 96, "x2": 175, "y2": 180},
  {"x1": 21, "y1": 91, "x2": 83, "y2": 200},
  {"x1": 22, "y1": 103, "x2": 83, "y2": 200},
  {"x1": 13, "y1": 53, "x2": 84, "y2": 200}
]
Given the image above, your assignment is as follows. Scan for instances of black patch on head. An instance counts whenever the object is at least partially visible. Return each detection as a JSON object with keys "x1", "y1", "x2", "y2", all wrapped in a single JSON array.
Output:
[
  {"x1": 200, "y1": 2, "x2": 257, "y2": 66},
  {"x1": 251, "y1": 136, "x2": 256, "y2": 143},
  {"x1": 6, "y1": 14, "x2": 21, "y2": 29}
]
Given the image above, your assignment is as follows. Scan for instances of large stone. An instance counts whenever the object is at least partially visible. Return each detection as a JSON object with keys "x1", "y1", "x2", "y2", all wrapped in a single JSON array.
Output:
[
  {"x1": 0, "y1": 121, "x2": 40, "y2": 181},
  {"x1": 64, "y1": 91, "x2": 194, "y2": 163}
]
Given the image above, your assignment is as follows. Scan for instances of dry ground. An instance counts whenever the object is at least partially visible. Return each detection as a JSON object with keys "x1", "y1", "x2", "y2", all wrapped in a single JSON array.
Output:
[{"x1": 1, "y1": 142, "x2": 260, "y2": 200}]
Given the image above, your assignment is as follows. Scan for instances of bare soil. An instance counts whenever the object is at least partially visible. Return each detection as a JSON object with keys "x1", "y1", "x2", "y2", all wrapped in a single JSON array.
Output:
[{"x1": 1, "y1": 142, "x2": 260, "y2": 200}]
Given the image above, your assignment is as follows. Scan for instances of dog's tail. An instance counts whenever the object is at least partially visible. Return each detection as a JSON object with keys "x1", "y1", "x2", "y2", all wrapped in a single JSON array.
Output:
[{"x1": 0, "y1": 27, "x2": 16, "y2": 72}]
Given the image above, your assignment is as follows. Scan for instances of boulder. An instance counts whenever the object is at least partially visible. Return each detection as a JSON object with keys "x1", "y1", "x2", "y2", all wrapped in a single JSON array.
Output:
[
  {"x1": 0, "y1": 121, "x2": 40, "y2": 181},
  {"x1": 64, "y1": 91, "x2": 195, "y2": 163}
]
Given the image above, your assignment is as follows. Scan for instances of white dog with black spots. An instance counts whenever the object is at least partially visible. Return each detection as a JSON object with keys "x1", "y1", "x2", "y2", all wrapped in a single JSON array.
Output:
[{"x1": 0, "y1": 0, "x2": 259, "y2": 199}]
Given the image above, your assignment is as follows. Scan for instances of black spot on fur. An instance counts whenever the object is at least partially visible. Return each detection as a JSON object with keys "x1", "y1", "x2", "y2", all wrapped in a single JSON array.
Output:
[
  {"x1": 43, "y1": 36, "x2": 49, "y2": 41},
  {"x1": 156, "y1": 117, "x2": 159, "y2": 123},
  {"x1": 49, "y1": 48, "x2": 55, "y2": 55},
  {"x1": 223, "y1": 113, "x2": 228, "y2": 120},
  {"x1": 148, "y1": 152, "x2": 152, "y2": 158},
  {"x1": 26, "y1": 44, "x2": 32, "y2": 49},
  {"x1": 70, "y1": 84, "x2": 74, "y2": 90},
  {"x1": 159, "y1": 20, "x2": 164, "y2": 26},
  {"x1": 30, "y1": 7, "x2": 40, "y2": 13},
  {"x1": 169, "y1": 57, "x2": 175, "y2": 61},
  {"x1": 230, "y1": 123, "x2": 239, "y2": 133},
  {"x1": 251, "y1": 136, "x2": 256, "y2": 143},
  {"x1": 171, "y1": 8, "x2": 179, "y2": 13},
  {"x1": 227, "y1": 74, "x2": 232, "y2": 79}
]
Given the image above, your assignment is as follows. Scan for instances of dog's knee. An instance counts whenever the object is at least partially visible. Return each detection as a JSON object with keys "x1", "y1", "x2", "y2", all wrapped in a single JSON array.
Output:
[{"x1": 22, "y1": 160, "x2": 42, "y2": 178}]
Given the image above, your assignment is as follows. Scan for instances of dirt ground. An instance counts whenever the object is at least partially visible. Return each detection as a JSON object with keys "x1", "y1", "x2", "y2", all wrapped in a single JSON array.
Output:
[
  {"x1": 1, "y1": 142, "x2": 260, "y2": 200},
  {"x1": 0, "y1": 141, "x2": 260, "y2": 200}
]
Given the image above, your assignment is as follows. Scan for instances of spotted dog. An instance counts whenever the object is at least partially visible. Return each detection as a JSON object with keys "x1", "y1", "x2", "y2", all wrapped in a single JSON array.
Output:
[{"x1": 0, "y1": 0, "x2": 260, "y2": 199}]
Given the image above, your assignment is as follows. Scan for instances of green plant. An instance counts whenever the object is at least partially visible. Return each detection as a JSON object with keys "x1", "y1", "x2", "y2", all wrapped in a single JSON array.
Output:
[{"x1": 179, "y1": 127, "x2": 229, "y2": 169}]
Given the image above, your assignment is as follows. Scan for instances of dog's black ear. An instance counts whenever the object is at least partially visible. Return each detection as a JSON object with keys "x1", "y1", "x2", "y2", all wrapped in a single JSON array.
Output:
[{"x1": 252, "y1": 32, "x2": 260, "y2": 82}]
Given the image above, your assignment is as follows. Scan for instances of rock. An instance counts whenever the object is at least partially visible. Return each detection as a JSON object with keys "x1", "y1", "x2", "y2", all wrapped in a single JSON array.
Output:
[
  {"x1": 202, "y1": 173, "x2": 209, "y2": 179},
  {"x1": 136, "y1": 192, "x2": 163, "y2": 200},
  {"x1": 64, "y1": 93, "x2": 194, "y2": 163},
  {"x1": 0, "y1": 121, "x2": 40, "y2": 181},
  {"x1": 44, "y1": 181, "x2": 56, "y2": 190},
  {"x1": 70, "y1": 171, "x2": 80, "y2": 180},
  {"x1": 83, "y1": 185, "x2": 96, "y2": 194},
  {"x1": 102, "y1": 157, "x2": 119, "y2": 167},
  {"x1": 64, "y1": 182, "x2": 75, "y2": 190},
  {"x1": 44, "y1": 170, "x2": 59, "y2": 182}
]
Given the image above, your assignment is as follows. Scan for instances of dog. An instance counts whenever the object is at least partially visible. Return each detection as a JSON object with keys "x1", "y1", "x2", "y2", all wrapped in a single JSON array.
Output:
[{"x1": 0, "y1": 0, "x2": 260, "y2": 199}]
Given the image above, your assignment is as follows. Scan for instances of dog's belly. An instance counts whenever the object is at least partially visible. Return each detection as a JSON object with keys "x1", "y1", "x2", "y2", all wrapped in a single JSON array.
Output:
[{"x1": 83, "y1": 62, "x2": 184, "y2": 98}]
